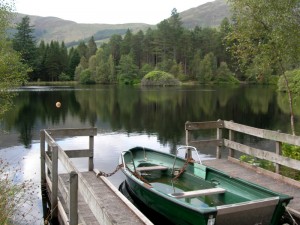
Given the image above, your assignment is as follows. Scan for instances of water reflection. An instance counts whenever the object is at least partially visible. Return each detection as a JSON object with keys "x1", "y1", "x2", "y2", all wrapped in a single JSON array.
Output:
[{"x1": 0, "y1": 85, "x2": 298, "y2": 149}]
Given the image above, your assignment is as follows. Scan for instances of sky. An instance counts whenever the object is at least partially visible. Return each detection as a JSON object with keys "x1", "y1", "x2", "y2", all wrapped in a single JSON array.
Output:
[{"x1": 14, "y1": 0, "x2": 214, "y2": 24}]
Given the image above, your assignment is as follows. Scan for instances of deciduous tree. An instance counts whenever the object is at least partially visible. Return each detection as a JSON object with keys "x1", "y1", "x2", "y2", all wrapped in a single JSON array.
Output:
[{"x1": 227, "y1": 0, "x2": 300, "y2": 135}]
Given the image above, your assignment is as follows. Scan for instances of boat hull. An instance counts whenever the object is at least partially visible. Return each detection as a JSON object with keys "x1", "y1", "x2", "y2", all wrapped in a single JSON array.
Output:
[{"x1": 121, "y1": 147, "x2": 292, "y2": 225}]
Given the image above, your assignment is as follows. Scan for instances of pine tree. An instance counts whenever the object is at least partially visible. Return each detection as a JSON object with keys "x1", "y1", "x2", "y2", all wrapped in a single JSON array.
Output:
[
  {"x1": 87, "y1": 36, "x2": 97, "y2": 59},
  {"x1": 12, "y1": 16, "x2": 37, "y2": 80}
]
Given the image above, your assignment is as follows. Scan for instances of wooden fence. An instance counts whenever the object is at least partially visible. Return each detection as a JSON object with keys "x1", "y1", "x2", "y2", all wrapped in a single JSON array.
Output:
[
  {"x1": 185, "y1": 120, "x2": 300, "y2": 175},
  {"x1": 40, "y1": 128, "x2": 97, "y2": 224}
]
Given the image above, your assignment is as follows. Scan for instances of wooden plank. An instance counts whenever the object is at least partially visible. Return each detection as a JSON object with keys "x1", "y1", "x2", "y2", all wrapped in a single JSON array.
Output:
[
  {"x1": 169, "y1": 187, "x2": 226, "y2": 198},
  {"x1": 45, "y1": 152, "x2": 52, "y2": 172},
  {"x1": 228, "y1": 157, "x2": 300, "y2": 189},
  {"x1": 45, "y1": 128, "x2": 97, "y2": 137},
  {"x1": 51, "y1": 145, "x2": 58, "y2": 220},
  {"x1": 224, "y1": 139, "x2": 300, "y2": 171},
  {"x1": 40, "y1": 130, "x2": 46, "y2": 185},
  {"x1": 136, "y1": 165, "x2": 169, "y2": 172},
  {"x1": 44, "y1": 131, "x2": 56, "y2": 146},
  {"x1": 69, "y1": 171, "x2": 78, "y2": 225},
  {"x1": 57, "y1": 146, "x2": 79, "y2": 173},
  {"x1": 97, "y1": 171, "x2": 153, "y2": 225},
  {"x1": 64, "y1": 149, "x2": 93, "y2": 158},
  {"x1": 189, "y1": 139, "x2": 223, "y2": 148},
  {"x1": 223, "y1": 121, "x2": 300, "y2": 146},
  {"x1": 185, "y1": 121, "x2": 224, "y2": 130}
]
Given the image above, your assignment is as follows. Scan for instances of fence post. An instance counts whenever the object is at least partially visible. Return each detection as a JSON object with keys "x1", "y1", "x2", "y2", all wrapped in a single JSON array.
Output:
[
  {"x1": 88, "y1": 135, "x2": 94, "y2": 171},
  {"x1": 229, "y1": 125, "x2": 235, "y2": 158},
  {"x1": 216, "y1": 120, "x2": 222, "y2": 159},
  {"x1": 275, "y1": 130, "x2": 282, "y2": 174},
  {"x1": 51, "y1": 144, "x2": 58, "y2": 222},
  {"x1": 69, "y1": 171, "x2": 78, "y2": 225}
]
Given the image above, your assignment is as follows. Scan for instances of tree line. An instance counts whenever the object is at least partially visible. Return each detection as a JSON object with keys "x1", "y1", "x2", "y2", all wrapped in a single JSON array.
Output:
[{"x1": 12, "y1": 9, "x2": 238, "y2": 84}]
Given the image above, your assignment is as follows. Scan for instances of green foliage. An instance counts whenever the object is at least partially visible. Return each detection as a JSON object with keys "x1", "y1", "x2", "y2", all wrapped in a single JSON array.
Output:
[
  {"x1": 139, "y1": 63, "x2": 154, "y2": 78},
  {"x1": 117, "y1": 54, "x2": 138, "y2": 85},
  {"x1": 78, "y1": 69, "x2": 95, "y2": 84},
  {"x1": 0, "y1": 2, "x2": 29, "y2": 118},
  {"x1": 214, "y1": 62, "x2": 239, "y2": 84},
  {"x1": 58, "y1": 72, "x2": 71, "y2": 81},
  {"x1": 239, "y1": 155, "x2": 275, "y2": 171},
  {"x1": 278, "y1": 69, "x2": 300, "y2": 94},
  {"x1": 227, "y1": 0, "x2": 300, "y2": 76},
  {"x1": 12, "y1": 16, "x2": 37, "y2": 64},
  {"x1": 141, "y1": 70, "x2": 180, "y2": 86},
  {"x1": 198, "y1": 52, "x2": 217, "y2": 83},
  {"x1": 86, "y1": 36, "x2": 97, "y2": 59},
  {"x1": 282, "y1": 143, "x2": 300, "y2": 160}
]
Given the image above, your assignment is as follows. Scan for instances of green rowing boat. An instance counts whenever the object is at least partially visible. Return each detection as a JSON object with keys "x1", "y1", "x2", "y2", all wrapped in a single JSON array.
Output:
[{"x1": 120, "y1": 146, "x2": 292, "y2": 225}]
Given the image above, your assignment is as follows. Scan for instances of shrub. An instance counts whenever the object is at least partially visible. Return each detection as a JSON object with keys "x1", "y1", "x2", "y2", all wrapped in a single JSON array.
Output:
[
  {"x1": 141, "y1": 70, "x2": 180, "y2": 86},
  {"x1": 79, "y1": 69, "x2": 96, "y2": 84},
  {"x1": 0, "y1": 158, "x2": 36, "y2": 224}
]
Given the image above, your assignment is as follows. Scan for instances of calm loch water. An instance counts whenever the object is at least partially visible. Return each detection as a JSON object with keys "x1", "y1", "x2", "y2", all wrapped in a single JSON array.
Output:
[{"x1": 0, "y1": 84, "x2": 299, "y2": 224}]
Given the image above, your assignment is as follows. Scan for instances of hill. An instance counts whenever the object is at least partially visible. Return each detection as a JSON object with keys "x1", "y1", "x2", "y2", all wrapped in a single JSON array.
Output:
[
  {"x1": 13, "y1": 0, "x2": 230, "y2": 46},
  {"x1": 13, "y1": 13, "x2": 153, "y2": 46},
  {"x1": 180, "y1": 0, "x2": 230, "y2": 28}
]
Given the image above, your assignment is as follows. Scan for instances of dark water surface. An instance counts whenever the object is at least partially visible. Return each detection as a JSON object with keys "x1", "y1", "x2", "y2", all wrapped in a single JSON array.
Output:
[{"x1": 0, "y1": 84, "x2": 298, "y2": 224}]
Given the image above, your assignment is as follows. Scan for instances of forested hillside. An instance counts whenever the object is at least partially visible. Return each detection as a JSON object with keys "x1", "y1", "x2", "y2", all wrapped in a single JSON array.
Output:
[{"x1": 12, "y1": 10, "x2": 238, "y2": 85}]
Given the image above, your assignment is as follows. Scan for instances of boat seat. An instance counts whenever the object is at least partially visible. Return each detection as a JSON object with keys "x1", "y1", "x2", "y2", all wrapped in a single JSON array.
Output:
[
  {"x1": 169, "y1": 187, "x2": 226, "y2": 198},
  {"x1": 136, "y1": 165, "x2": 169, "y2": 172}
]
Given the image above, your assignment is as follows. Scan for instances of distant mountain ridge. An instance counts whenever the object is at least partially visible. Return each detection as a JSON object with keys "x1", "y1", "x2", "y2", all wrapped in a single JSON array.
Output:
[{"x1": 13, "y1": 0, "x2": 229, "y2": 46}]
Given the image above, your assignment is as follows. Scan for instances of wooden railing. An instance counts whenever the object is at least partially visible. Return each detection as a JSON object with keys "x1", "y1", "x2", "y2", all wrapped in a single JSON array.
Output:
[
  {"x1": 185, "y1": 120, "x2": 300, "y2": 174},
  {"x1": 40, "y1": 128, "x2": 97, "y2": 224}
]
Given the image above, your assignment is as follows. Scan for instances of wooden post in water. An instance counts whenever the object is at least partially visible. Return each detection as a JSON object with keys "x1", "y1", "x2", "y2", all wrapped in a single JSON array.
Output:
[
  {"x1": 275, "y1": 130, "x2": 282, "y2": 174},
  {"x1": 88, "y1": 135, "x2": 94, "y2": 171},
  {"x1": 40, "y1": 130, "x2": 49, "y2": 222},
  {"x1": 51, "y1": 144, "x2": 58, "y2": 222},
  {"x1": 69, "y1": 171, "x2": 78, "y2": 225}
]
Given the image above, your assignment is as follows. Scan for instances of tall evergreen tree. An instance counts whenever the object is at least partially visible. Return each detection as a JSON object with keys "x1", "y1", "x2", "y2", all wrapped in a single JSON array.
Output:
[
  {"x1": 109, "y1": 34, "x2": 122, "y2": 66},
  {"x1": 87, "y1": 36, "x2": 97, "y2": 59},
  {"x1": 12, "y1": 16, "x2": 37, "y2": 80},
  {"x1": 68, "y1": 47, "x2": 80, "y2": 80},
  {"x1": 121, "y1": 29, "x2": 132, "y2": 55}
]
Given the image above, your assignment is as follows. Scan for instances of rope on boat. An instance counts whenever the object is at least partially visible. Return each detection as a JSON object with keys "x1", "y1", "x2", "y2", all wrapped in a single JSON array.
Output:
[
  {"x1": 95, "y1": 163, "x2": 152, "y2": 186},
  {"x1": 96, "y1": 164, "x2": 123, "y2": 177},
  {"x1": 284, "y1": 205, "x2": 298, "y2": 225},
  {"x1": 172, "y1": 157, "x2": 194, "y2": 180}
]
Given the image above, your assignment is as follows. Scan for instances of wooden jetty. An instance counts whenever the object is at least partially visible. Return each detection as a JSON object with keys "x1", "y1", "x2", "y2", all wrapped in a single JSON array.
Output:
[
  {"x1": 186, "y1": 120, "x2": 300, "y2": 223},
  {"x1": 40, "y1": 128, "x2": 153, "y2": 225},
  {"x1": 40, "y1": 121, "x2": 300, "y2": 224}
]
